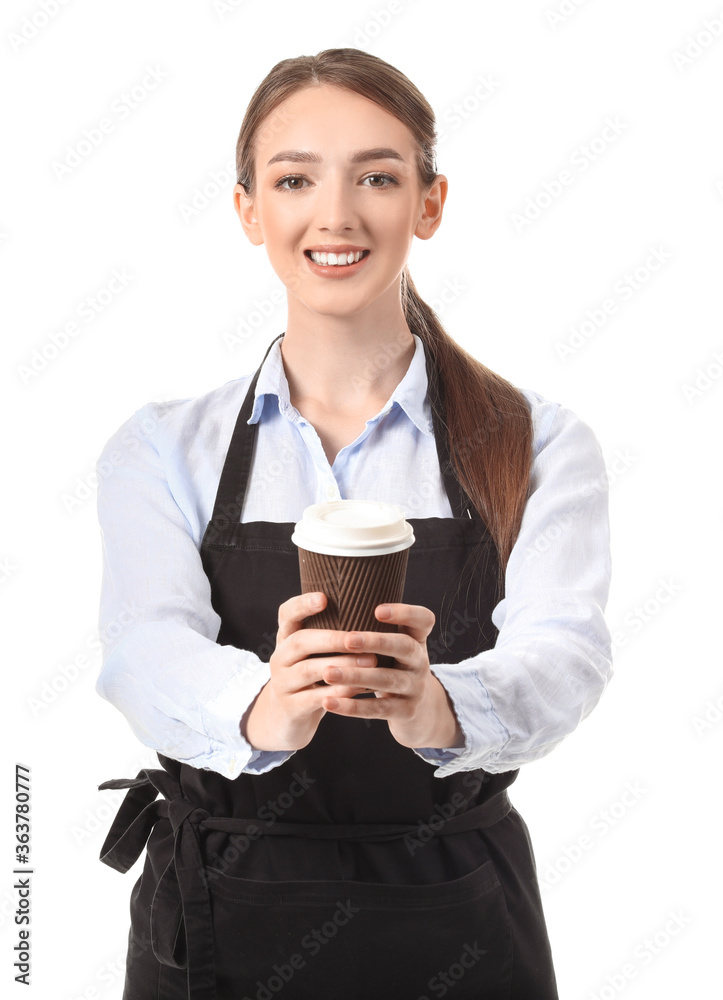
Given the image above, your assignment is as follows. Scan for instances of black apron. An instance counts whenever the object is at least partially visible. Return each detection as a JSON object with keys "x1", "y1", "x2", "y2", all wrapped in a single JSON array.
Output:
[{"x1": 98, "y1": 337, "x2": 558, "y2": 1000}]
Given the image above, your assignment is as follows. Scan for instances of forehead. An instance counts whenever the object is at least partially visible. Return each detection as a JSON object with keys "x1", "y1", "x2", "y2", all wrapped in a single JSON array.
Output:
[{"x1": 254, "y1": 84, "x2": 417, "y2": 163}]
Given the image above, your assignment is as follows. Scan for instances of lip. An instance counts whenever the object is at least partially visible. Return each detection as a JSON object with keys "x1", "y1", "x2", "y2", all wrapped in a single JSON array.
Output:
[
  {"x1": 304, "y1": 247, "x2": 371, "y2": 279},
  {"x1": 304, "y1": 244, "x2": 369, "y2": 253}
]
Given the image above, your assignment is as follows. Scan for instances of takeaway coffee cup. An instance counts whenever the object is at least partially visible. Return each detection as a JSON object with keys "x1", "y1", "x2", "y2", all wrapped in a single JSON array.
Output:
[{"x1": 291, "y1": 500, "x2": 415, "y2": 672}]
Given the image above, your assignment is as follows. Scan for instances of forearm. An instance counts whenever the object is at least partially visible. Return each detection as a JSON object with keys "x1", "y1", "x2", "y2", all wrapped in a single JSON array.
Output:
[
  {"x1": 422, "y1": 610, "x2": 611, "y2": 777},
  {"x1": 414, "y1": 400, "x2": 613, "y2": 776},
  {"x1": 96, "y1": 620, "x2": 294, "y2": 777},
  {"x1": 95, "y1": 400, "x2": 295, "y2": 778}
]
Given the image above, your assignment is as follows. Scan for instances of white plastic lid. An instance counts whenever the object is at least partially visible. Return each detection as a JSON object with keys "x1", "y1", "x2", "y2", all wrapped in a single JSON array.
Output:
[{"x1": 291, "y1": 500, "x2": 415, "y2": 557}]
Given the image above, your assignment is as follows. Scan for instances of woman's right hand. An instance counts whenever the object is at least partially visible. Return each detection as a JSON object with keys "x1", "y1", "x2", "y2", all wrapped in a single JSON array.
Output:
[{"x1": 242, "y1": 592, "x2": 376, "y2": 751}]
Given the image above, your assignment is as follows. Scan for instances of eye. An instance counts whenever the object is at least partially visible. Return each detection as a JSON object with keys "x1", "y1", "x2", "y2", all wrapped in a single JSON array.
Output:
[
  {"x1": 274, "y1": 174, "x2": 307, "y2": 191},
  {"x1": 363, "y1": 173, "x2": 398, "y2": 188}
]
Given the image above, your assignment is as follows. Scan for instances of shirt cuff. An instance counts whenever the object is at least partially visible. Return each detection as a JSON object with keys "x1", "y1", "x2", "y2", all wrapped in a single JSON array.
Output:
[
  {"x1": 424, "y1": 662, "x2": 510, "y2": 775},
  {"x1": 412, "y1": 746, "x2": 466, "y2": 766},
  {"x1": 199, "y1": 656, "x2": 295, "y2": 776}
]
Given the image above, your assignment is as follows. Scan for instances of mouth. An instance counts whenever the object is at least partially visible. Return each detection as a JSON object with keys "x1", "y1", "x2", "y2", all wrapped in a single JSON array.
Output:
[{"x1": 304, "y1": 249, "x2": 371, "y2": 267}]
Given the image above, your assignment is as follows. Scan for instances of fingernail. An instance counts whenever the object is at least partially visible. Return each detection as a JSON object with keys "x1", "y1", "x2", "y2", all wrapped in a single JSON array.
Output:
[
  {"x1": 347, "y1": 634, "x2": 363, "y2": 649},
  {"x1": 325, "y1": 698, "x2": 339, "y2": 710},
  {"x1": 310, "y1": 594, "x2": 323, "y2": 608},
  {"x1": 376, "y1": 605, "x2": 392, "y2": 620}
]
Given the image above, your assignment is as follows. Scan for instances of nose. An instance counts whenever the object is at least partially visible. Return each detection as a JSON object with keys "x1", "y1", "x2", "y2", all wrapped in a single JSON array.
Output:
[{"x1": 314, "y1": 171, "x2": 359, "y2": 233}]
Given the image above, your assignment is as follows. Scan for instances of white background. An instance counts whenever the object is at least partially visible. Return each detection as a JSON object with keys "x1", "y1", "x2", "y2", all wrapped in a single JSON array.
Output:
[{"x1": 2, "y1": 1, "x2": 721, "y2": 998}]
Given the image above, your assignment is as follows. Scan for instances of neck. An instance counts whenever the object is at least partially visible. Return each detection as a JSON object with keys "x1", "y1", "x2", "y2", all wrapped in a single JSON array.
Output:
[{"x1": 280, "y1": 295, "x2": 416, "y2": 414}]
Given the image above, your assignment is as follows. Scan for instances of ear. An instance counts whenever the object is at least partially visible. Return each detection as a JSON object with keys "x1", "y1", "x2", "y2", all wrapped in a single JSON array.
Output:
[
  {"x1": 233, "y1": 183, "x2": 264, "y2": 246},
  {"x1": 414, "y1": 174, "x2": 448, "y2": 241}
]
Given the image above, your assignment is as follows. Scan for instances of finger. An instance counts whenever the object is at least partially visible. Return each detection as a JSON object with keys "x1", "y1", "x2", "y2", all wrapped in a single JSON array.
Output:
[
  {"x1": 342, "y1": 629, "x2": 422, "y2": 670},
  {"x1": 322, "y1": 693, "x2": 393, "y2": 718},
  {"x1": 323, "y1": 660, "x2": 412, "y2": 695},
  {"x1": 276, "y1": 592, "x2": 327, "y2": 643},
  {"x1": 276, "y1": 654, "x2": 377, "y2": 694},
  {"x1": 273, "y1": 624, "x2": 353, "y2": 669},
  {"x1": 315, "y1": 683, "x2": 373, "y2": 697},
  {"x1": 374, "y1": 603, "x2": 436, "y2": 642}
]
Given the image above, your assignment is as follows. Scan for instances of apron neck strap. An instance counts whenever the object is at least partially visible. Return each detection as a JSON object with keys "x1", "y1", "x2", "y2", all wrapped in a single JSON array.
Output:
[{"x1": 207, "y1": 334, "x2": 282, "y2": 525}]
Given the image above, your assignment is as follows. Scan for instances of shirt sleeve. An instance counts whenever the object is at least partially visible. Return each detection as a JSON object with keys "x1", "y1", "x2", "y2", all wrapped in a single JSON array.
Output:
[
  {"x1": 94, "y1": 403, "x2": 294, "y2": 780},
  {"x1": 412, "y1": 400, "x2": 613, "y2": 777}
]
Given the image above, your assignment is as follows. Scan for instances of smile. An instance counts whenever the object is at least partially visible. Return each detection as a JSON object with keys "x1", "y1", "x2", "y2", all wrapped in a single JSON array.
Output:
[{"x1": 305, "y1": 250, "x2": 370, "y2": 266}]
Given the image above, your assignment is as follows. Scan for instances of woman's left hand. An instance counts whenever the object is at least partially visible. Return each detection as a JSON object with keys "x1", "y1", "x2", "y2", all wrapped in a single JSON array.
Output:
[{"x1": 320, "y1": 603, "x2": 465, "y2": 751}]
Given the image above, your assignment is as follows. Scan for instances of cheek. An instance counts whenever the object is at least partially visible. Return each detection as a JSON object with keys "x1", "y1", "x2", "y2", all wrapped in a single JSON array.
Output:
[
  {"x1": 377, "y1": 204, "x2": 418, "y2": 246},
  {"x1": 264, "y1": 211, "x2": 288, "y2": 243},
  {"x1": 259, "y1": 199, "x2": 301, "y2": 242}
]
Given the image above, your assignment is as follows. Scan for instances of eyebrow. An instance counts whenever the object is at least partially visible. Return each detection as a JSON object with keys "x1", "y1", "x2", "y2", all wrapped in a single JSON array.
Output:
[{"x1": 266, "y1": 147, "x2": 407, "y2": 167}]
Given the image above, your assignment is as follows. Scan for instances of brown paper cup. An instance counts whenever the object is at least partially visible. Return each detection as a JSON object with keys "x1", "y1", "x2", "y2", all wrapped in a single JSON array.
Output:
[
  {"x1": 298, "y1": 546, "x2": 409, "y2": 672},
  {"x1": 292, "y1": 501, "x2": 414, "y2": 678}
]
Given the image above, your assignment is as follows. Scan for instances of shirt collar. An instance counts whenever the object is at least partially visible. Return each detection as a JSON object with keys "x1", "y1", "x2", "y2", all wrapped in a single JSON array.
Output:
[{"x1": 247, "y1": 333, "x2": 434, "y2": 437}]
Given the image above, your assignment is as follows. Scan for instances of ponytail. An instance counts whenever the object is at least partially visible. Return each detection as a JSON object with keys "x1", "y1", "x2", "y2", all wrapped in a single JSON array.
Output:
[{"x1": 401, "y1": 267, "x2": 533, "y2": 597}]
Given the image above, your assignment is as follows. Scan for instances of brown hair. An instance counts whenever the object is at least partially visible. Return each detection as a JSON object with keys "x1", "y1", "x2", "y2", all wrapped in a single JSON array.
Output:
[{"x1": 235, "y1": 48, "x2": 532, "y2": 594}]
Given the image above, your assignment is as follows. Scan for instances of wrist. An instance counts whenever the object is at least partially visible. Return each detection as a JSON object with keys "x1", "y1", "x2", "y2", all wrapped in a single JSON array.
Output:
[
  {"x1": 241, "y1": 681, "x2": 275, "y2": 751},
  {"x1": 241, "y1": 681, "x2": 317, "y2": 753},
  {"x1": 424, "y1": 674, "x2": 464, "y2": 749}
]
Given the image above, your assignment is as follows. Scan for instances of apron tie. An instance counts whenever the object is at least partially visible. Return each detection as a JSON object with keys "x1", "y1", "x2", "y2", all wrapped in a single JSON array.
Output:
[
  {"x1": 98, "y1": 770, "x2": 219, "y2": 1000},
  {"x1": 97, "y1": 769, "x2": 173, "y2": 872}
]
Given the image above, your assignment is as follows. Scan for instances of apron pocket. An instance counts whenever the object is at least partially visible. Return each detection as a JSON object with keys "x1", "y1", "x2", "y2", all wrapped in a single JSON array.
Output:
[{"x1": 206, "y1": 856, "x2": 513, "y2": 1000}]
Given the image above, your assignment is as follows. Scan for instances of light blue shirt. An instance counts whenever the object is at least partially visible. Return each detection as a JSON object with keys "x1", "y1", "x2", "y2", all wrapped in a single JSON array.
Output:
[{"x1": 95, "y1": 335, "x2": 612, "y2": 780}]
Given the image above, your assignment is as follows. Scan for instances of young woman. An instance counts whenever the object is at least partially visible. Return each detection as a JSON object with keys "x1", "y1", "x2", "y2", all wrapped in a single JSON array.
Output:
[{"x1": 96, "y1": 48, "x2": 612, "y2": 1000}]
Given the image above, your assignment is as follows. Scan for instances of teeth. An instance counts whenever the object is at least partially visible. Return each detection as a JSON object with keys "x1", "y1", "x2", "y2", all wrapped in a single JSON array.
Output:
[{"x1": 309, "y1": 250, "x2": 366, "y2": 266}]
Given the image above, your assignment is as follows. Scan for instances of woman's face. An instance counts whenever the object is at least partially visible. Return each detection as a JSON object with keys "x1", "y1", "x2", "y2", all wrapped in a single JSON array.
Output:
[{"x1": 234, "y1": 84, "x2": 446, "y2": 322}]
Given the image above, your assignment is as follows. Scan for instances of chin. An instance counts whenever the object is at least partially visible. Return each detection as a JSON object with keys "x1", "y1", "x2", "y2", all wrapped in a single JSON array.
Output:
[{"x1": 292, "y1": 284, "x2": 375, "y2": 312}]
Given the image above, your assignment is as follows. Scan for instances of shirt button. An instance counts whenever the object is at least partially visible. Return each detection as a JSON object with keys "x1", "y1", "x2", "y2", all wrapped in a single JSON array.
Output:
[{"x1": 325, "y1": 485, "x2": 337, "y2": 499}]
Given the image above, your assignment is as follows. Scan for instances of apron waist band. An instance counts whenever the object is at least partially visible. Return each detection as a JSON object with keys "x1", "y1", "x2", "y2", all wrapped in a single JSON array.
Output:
[
  {"x1": 202, "y1": 790, "x2": 512, "y2": 841},
  {"x1": 97, "y1": 769, "x2": 513, "y2": 872}
]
